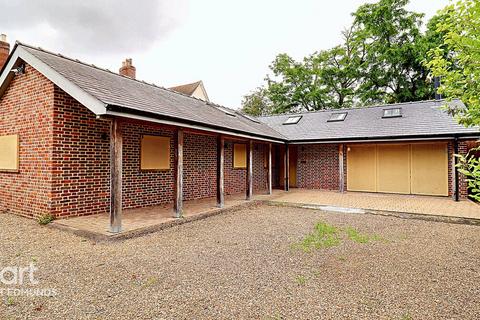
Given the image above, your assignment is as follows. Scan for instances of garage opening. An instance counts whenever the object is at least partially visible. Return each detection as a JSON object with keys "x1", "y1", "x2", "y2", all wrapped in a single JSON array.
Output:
[{"x1": 346, "y1": 142, "x2": 449, "y2": 196}]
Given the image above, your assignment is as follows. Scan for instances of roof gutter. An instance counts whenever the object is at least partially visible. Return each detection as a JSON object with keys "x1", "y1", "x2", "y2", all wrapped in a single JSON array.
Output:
[
  {"x1": 104, "y1": 106, "x2": 287, "y2": 144},
  {"x1": 288, "y1": 133, "x2": 480, "y2": 145}
]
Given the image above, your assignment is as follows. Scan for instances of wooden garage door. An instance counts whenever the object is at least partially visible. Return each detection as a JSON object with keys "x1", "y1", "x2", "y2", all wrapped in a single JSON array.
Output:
[
  {"x1": 347, "y1": 143, "x2": 448, "y2": 196},
  {"x1": 411, "y1": 143, "x2": 448, "y2": 196},
  {"x1": 346, "y1": 145, "x2": 376, "y2": 192},
  {"x1": 376, "y1": 144, "x2": 411, "y2": 194}
]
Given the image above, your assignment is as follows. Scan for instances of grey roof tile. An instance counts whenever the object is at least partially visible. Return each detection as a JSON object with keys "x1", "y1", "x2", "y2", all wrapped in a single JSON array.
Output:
[
  {"x1": 259, "y1": 100, "x2": 480, "y2": 141},
  {"x1": 20, "y1": 44, "x2": 285, "y2": 140}
]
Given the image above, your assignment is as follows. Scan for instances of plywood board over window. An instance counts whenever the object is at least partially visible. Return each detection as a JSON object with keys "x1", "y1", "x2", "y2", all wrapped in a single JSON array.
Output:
[
  {"x1": 233, "y1": 143, "x2": 247, "y2": 169},
  {"x1": 140, "y1": 135, "x2": 170, "y2": 170},
  {"x1": 0, "y1": 135, "x2": 19, "y2": 172}
]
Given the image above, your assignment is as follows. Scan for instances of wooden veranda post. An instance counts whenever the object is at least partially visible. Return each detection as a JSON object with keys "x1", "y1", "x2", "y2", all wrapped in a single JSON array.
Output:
[
  {"x1": 246, "y1": 140, "x2": 253, "y2": 200},
  {"x1": 110, "y1": 118, "x2": 123, "y2": 233},
  {"x1": 217, "y1": 135, "x2": 225, "y2": 208},
  {"x1": 284, "y1": 144, "x2": 290, "y2": 192},
  {"x1": 174, "y1": 129, "x2": 184, "y2": 217},
  {"x1": 268, "y1": 143, "x2": 272, "y2": 195},
  {"x1": 339, "y1": 144, "x2": 345, "y2": 193}
]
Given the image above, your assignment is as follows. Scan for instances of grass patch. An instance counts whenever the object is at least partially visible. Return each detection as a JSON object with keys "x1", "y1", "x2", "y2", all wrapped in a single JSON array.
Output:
[
  {"x1": 37, "y1": 213, "x2": 55, "y2": 225},
  {"x1": 345, "y1": 227, "x2": 372, "y2": 243},
  {"x1": 293, "y1": 222, "x2": 341, "y2": 252},
  {"x1": 293, "y1": 222, "x2": 385, "y2": 252}
]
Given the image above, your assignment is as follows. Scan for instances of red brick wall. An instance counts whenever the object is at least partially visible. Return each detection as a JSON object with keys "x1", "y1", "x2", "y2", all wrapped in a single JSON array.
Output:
[
  {"x1": 224, "y1": 141, "x2": 246, "y2": 195},
  {"x1": 296, "y1": 144, "x2": 340, "y2": 190},
  {"x1": 50, "y1": 86, "x2": 110, "y2": 217},
  {"x1": 183, "y1": 133, "x2": 217, "y2": 200},
  {"x1": 253, "y1": 143, "x2": 268, "y2": 192},
  {"x1": 122, "y1": 121, "x2": 175, "y2": 209},
  {"x1": 0, "y1": 65, "x2": 55, "y2": 218}
]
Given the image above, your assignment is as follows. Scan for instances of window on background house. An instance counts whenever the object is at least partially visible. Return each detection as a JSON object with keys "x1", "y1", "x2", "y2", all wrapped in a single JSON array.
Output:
[
  {"x1": 0, "y1": 134, "x2": 19, "y2": 171},
  {"x1": 233, "y1": 143, "x2": 247, "y2": 169},
  {"x1": 383, "y1": 108, "x2": 402, "y2": 118},
  {"x1": 140, "y1": 135, "x2": 170, "y2": 170}
]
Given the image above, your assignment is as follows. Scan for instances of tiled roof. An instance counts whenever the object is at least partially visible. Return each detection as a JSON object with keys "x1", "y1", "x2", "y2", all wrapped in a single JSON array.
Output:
[
  {"x1": 3, "y1": 43, "x2": 478, "y2": 143},
  {"x1": 18, "y1": 44, "x2": 285, "y2": 141},
  {"x1": 259, "y1": 100, "x2": 480, "y2": 142}
]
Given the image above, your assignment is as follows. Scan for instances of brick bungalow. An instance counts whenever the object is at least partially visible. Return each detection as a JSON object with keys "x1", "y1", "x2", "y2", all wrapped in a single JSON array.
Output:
[{"x1": 0, "y1": 38, "x2": 479, "y2": 232}]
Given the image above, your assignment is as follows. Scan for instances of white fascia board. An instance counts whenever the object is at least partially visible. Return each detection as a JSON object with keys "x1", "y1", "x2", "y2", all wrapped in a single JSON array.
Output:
[
  {"x1": 0, "y1": 46, "x2": 107, "y2": 115},
  {"x1": 0, "y1": 50, "x2": 20, "y2": 97},
  {"x1": 105, "y1": 110, "x2": 285, "y2": 144}
]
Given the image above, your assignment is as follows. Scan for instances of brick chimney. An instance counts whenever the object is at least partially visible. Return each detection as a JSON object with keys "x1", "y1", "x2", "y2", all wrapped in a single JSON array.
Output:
[
  {"x1": 119, "y1": 58, "x2": 136, "y2": 79},
  {"x1": 0, "y1": 34, "x2": 10, "y2": 71}
]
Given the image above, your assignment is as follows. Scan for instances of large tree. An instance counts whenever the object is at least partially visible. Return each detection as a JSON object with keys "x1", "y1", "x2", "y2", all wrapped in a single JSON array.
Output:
[
  {"x1": 242, "y1": 28, "x2": 363, "y2": 115},
  {"x1": 426, "y1": 0, "x2": 480, "y2": 201},
  {"x1": 241, "y1": 0, "x2": 446, "y2": 116},
  {"x1": 426, "y1": 0, "x2": 480, "y2": 127},
  {"x1": 240, "y1": 87, "x2": 272, "y2": 117},
  {"x1": 352, "y1": 0, "x2": 435, "y2": 104}
]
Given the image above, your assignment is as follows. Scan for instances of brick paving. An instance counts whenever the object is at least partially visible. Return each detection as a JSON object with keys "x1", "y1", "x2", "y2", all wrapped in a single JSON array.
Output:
[
  {"x1": 52, "y1": 189, "x2": 479, "y2": 238},
  {"x1": 54, "y1": 193, "x2": 252, "y2": 236},
  {"x1": 264, "y1": 189, "x2": 480, "y2": 219}
]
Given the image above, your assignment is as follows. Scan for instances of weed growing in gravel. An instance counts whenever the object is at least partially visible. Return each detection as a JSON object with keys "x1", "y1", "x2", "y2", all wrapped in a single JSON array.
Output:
[
  {"x1": 344, "y1": 227, "x2": 382, "y2": 243},
  {"x1": 144, "y1": 276, "x2": 158, "y2": 287},
  {"x1": 264, "y1": 313, "x2": 285, "y2": 320},
  {"x1": 37, "y1": 213, "x2": 55, "y2": 225},
  {"x1": 400, "y1": 313, "x2": 413, "y2": 320},
  {"x1": 6, "y1": 297, "x2": 15, "y2": 306},
  {"x1": 293, "y1": 222, "x2": 341, "y2": 252},
  {"x1": 293, "y1": 222, "x2": 385, "y2": 252},
  {"x1": 295, "y1": 275, "x2": 307, "y2": 286}
]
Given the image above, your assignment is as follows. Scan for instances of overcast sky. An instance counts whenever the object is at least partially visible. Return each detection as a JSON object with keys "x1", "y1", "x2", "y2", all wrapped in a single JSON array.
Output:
[{"x1": 1, "y1": 0, "x2": 450, "y2": 109}]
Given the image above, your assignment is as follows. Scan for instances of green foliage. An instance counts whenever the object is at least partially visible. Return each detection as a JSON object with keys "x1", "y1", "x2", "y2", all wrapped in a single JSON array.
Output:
[
  {"x1": 37, "y1": 213, "x2": 55, "y2": 225},
  {"x1": 352, "y1": 0, "x2": 435, "y2": 104},
  {"x1": 293, "y1": 221, "x2": 341, "y2": 252},
  {"x1": 264, "y1": 27, "x2": 364, "y2": 114},
  {"x1": 345, "y1": 227, "x2": 383, "y2": 244},
  {"x1": 242, "y1": 0, "x2": 445, "y2": 116},
  {"x1": 455, "y1": 147, "x2": 480, "y2": 201},
  {"x1": 293, "y1": 222, "x2": 385, "y2": 252},
  {"x1": 240, "y1": 87, "x2": 272, "y2": 117},
  {"x1": 426, "y1": 0, "x2": 480, "y2": 127},
  {"x1": 6, "y1": 297, "x2": 15, "y2": 306},
  {"x1": 295, "y1": 275, "x2": 307, "y2": 286}
]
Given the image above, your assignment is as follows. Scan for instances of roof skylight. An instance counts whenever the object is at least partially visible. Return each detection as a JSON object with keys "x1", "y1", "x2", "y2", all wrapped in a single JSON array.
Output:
[
  {"x1": 283, "y1": 115, "x2": 302, "y2": 125},
  {"x1": 383, "y1": 108, "x2": 402, "y2": 118},
  {"x1": 328, "y1": 112, "x2": 347, "y2": 122}
]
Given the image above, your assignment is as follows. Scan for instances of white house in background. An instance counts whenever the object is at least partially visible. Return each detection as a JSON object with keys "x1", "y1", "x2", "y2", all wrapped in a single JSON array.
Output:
[{"x1": 169, "y1": 80, "x2": 210, "y2": 102}]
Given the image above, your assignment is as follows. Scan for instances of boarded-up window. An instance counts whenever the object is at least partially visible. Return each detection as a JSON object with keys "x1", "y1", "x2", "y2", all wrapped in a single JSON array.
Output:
[
  {"x1": 0, "y1": 135, "x2": 19, "y2": 171},
  {"x1": 233, "y1": 143, "x2": 247, "y2": 169},
  {"x1": 140, "y1": 135, "x2": 170, "y2": 170}
]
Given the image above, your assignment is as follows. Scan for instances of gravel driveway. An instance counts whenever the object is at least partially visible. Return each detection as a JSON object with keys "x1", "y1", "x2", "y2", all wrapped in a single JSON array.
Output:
[{"x1": 1, "y1": 204, "x2": 479, "y2": 319}]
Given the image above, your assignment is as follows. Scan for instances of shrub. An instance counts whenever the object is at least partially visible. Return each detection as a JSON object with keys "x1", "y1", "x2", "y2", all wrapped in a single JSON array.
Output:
[{"x1": 455, "y1": 146, "x2": 480, "y2": 201}]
